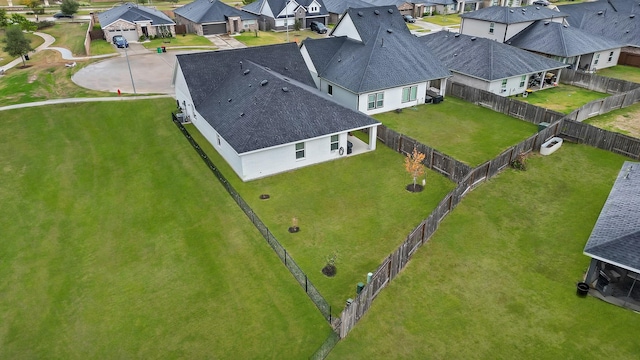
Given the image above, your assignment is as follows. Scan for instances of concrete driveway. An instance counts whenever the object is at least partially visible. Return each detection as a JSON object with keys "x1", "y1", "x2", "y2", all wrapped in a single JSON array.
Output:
[{"x1": 73, "y1": 45, "x2": 179, "y2": 94}]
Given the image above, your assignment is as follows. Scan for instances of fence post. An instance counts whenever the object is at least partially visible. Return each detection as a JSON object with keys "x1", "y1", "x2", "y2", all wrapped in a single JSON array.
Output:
[{"x1": 305, "y1": 275, "x2": 308, "y2": 292}]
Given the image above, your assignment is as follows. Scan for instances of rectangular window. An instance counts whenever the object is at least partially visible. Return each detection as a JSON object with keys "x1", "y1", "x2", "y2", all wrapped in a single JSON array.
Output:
[
  {"x1": 295, "y1": 142, "x2": 305, "y2": 159},
  {"x1": 402, "y1": 86, "x2": 418, "y2": 103},
  {"x1": 519, "y1": 75, "x2": 526, "y2": 87},
  {"x1": 594, "y1": 53, "x2": 600, "y2": 65},
  {"x1": 328, "y1": 84, "x2": 333, "y2": 95},
  {"x1": 489, "y1": 22, "x2": 494, "y2": 34},
  {"x1": 330, "y1": 135, "x2": 339, "y2": 151},
  {"x1": 501, "y1": 79, "x2": 507, "y2": 88},
  {"x1": 367, "y1": 92, "x2": 384, "y2": 110},
  {"x1": 608, "y1": 51, "x2": 614, "y2": 62},
  {"x1": 216, "y1": 134, "x2": 221, "y2": 146}
]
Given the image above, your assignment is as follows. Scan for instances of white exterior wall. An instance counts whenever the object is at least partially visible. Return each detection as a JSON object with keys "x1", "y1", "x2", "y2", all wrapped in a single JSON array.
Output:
[
  {"x1": 592, "y1": 48, "x2": 621, "y2": 70},
  {"x1": 299, "y1": 44, "x2": 320, "y2": 88},
  {"x1": 320, "y1": 79, "x2": 358, "y2": 110},
  {"x1": 357, "y1": 83, "x2": 427, "y2": 116},
  {"x1": 240, "y1": 133, "x2": 350, "y2": 181},
  {"x1": 504, "y1": 21, "x2": 533, "y2": 41},
  {"x1": 460, "y1": 18, "x2": 506, "y2": 41},
  {"x1": 331, "y1": 14, "x2": 361, "y2": 42},
  {"x1": 451, "y1": 73, "x2": 491, "y2": 92},
  {"x1": 487, "y1": 75, "x2": 528, "y2": 96},
  {"x1": 275, "y1": 18, "x2": 296, "y2": 27}
]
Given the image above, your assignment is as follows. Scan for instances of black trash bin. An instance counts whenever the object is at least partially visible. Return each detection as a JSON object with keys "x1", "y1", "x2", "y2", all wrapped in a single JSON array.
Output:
[
  {"x1": 347, "y1": 141, "x2": 353, "y2": 155},
  {"x1": 161, "y1": 46, "x2": 166, "y2": 53},
  {"x1": 432, "y1": 94, "x2": 444, "y2": 104},
  {"x1": 24, "y1": 54, "x2": 29, "y2": 60},
  {"x1": 576, "y1": 282, "x2": 589, "y2": 297}
]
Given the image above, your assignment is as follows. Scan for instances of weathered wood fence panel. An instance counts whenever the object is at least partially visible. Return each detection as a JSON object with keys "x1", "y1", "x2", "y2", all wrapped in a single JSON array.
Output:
[{"x1": 559, "y1": 120, "x2": 640, "y2": 160}]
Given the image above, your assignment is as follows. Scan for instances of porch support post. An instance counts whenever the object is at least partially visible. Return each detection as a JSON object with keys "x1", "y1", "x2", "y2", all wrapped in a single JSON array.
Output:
[
  {"x1": 556, "y1": 69, "x2": 562, "y2": 84},
  {"x1": 368, "y1": 126, "x2": 377, "y2": 150},
  {"x1": 585, "y1": 258, "x2": 599, "y2": 286},
  {"x1": 440, "y1": 78, "x2": 447, "y2": 96},
  {"x1": 539, "y1": 71, "x2": 546, "y2": 90}
]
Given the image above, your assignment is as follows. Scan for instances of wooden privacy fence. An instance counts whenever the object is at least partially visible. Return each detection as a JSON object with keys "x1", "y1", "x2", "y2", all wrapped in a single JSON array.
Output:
[
  {"x1": 559, "y1": 69, "x2": 640, "y2": 94},
  {"x1": 559, "y1": 119, "x2": 640, "y2": 160}
]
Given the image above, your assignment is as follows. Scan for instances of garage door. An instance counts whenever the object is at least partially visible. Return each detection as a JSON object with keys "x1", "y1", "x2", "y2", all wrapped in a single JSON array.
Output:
[
  {"x1": 305, "y1": 18, "x2": 325, "y2": 28},
  {"x1": 202, "y1": 23, "x2": 227, "y2": 35},
  {"x1": 119, "y1": 28, "x2": 139, "y2": 42}
]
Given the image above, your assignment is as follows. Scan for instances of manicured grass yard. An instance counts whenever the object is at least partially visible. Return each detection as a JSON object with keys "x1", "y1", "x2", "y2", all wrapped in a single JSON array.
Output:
[
  {"x1": 141, "y1": 34, "x2": 215, "y2": 50},
  {"x1": 422, "y1": 14, "x2": 461, "y2": 26},
  {"x1": 516, "y1": 84, "x2": 609, "y2": 114},
  {"x1": 0, "y1": 100, "x2": 329, "y2": 358},
  {"x1": 596, "y1": 65, "x2": 640, "y2": 84},
  {"x1": 374, "y1": 97, "x2": 538, "y2": 166},
  {"x1": 585, "y1": 102, "x2": 640, "y2": 138},
  {"x1": 236, "y1": 29, "x2": 326, "y2": 46},
  {"x1": 331, "y1": 144, "x2": 640, "y2": 359},
  {"x1": 187, "y1": 127, "x2": 457, "y2": 312},
  {"x1": 41, "y1": 23, "x2": 89, "y2": 56},
  {"x1": 89, "y1": 39, "x2": 118, "y2": 55},
  {"x1": 0, "y1": 31, "x2": 45, "y2": 66}
]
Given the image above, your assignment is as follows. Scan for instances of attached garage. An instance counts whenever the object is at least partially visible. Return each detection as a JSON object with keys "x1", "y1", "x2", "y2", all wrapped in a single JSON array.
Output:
[
  {"x1": 202, "y1": 23, "x2": 227, "y2": 35},
  {"x1": 305, "y1": 18, "x2": 325, "y2": 28},
  {"x1": 119, "y1": 28, "x2": 139, "y2": 42}
]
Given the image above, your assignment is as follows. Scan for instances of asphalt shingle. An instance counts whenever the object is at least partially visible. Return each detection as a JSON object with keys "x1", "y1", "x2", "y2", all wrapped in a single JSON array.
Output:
[
  {"x1": 460, "y1": 5, "x2": 568, "y2": 24},
  {"x1": 174, "y1": 0, "x2": 257, "y2": 23},
  {"x1": 98, "y1": 2, "x2": 175, "y2": 27}
]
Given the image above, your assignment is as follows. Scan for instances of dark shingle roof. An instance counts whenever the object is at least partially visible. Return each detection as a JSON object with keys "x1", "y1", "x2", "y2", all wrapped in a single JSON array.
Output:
[
  {"x1": 303, "y1": 6, "x2": 451, "y2": 93},
  {"x1": 98, "y1": 2, "x2": 175, "y2": 27},
  {"x1": 174, "y1": 0, "x2": 257, "y2": 23},
  {"x1": 584, "y1": 161, "x2": 640, "y2": 273},
  {"x1": 559, "y1": 1, "x2": 640, "y2": 48},
  {"x1": 323, "y1": 0, "x2": 372, "y2": 14},
  {"x1": 176, "y1": 44, "x2": 378, "y2": 154},
  {"x1": 460, "y1": 5, "x2": 568, "y2": 24},
  {"x1": 243, "y1": 0, "x2": 329, "y2": 17},
  {"x1": 418, "y1": 31, "x2": 567, "y2": 81},
  {"x1": 507, "y1": 20, "x2": 623, "y2": 57}
]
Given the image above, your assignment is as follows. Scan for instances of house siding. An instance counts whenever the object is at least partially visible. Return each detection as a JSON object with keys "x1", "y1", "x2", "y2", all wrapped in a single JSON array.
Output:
[
  {"x1": 357, "y1": 83, "x2": 427, "y2": 116},
  {"x1": 319, "y1": 79, "x2": 358, "y2": 110},
  {"x1": 460, "y1": 18, "x2": 507, "y2": 42},
  {"x1": 331, "y1": 14, "x2": 361, "y2": 42}
]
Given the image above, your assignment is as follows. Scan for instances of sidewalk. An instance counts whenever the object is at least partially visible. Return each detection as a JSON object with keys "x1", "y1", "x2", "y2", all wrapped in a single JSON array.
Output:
[{"x1": 0, "y1": 95, "x2": 173, "y2": 112}]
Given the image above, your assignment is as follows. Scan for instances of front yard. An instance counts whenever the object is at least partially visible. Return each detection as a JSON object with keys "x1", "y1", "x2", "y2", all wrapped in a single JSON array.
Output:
[
  {"x1": 515, "y1": 84, "x2": 609, "y2": 114},
  {"x1": 141, "y1": 34, "x2": 216, "y2": 50},
  {"x1": 0, "y1": 100, "x2": 330, "y2": 358},
  {"x1": 331, "y1": 143, "x2": 640, "y2": 359},
  {"x1": 374, "y1": 97, "x2": 538, "y2": 166},
  {"x1": 422, "y1": 14, "x2": 462, "y2": 26},
  {"x1": 235, "y1": 29, "x2": 326, "y2": 46}
]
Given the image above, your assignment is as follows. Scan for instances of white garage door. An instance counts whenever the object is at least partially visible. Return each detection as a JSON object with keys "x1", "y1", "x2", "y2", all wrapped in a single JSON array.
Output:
[{"x1": 119, "y1": 28, "x2": 139, "y2": 42}]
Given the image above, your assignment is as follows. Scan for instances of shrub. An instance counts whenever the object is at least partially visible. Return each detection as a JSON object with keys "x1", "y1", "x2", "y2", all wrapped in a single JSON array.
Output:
[
  {"x1": 511, "y1": 153, "x2": 528, "y2": 171},
  {"x1": 35, "y1": 20, "x2": 55, "y2": 30},
  {"x1": 92, "y1": 24, "x2": 101, "y2": 31}
]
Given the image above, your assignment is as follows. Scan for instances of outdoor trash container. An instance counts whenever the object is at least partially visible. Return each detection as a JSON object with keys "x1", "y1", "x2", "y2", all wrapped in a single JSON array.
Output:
[
  {"x1": 161, "y1": 46, "x2": 166, "y2": 53},
  {"x1": 538, "y1": 122, "x2": 550, "y2": 132},
  {"x1": 157, "y1": 47, "x2": 162, "y2": 53},
  {"x1": 356, "y1": 282, "x2": 365, "y2": 294}
]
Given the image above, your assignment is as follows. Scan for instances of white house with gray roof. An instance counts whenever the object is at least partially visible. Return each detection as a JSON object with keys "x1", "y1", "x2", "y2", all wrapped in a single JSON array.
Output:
[
  {"x1": 583, "y1": 161, "x2": 640, "y2": 311},
  {"x1": 172, "y1": 44, "x2": 379, "y2": 181},
  {"x1": 243, "y1": 0, "x2": 329, "y2": 31},
  {"x1": 300, "y1": 6, "x2": 451, "y2": 115},
  {"x1": 174, "y1": 0, "x2": 258, "y2": 35},
  {"x1": 98, "y1": 3, "x2": 175, "y2": 43},
  {"x1": 419, "y1": 31, "x2": 567, "y2": 96}
]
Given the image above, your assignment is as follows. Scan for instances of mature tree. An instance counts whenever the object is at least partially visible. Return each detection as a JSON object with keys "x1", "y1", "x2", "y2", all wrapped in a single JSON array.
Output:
[
  {"x1": 60, "y1": 0, "x2": 80, "y2": 16},
  {"x1": 404, "y1": 147, "x2": 426, "y2": 192},
  {"x1": 25, "y1": 0, "x2": 44, "y2": 14},
  {"x1": 0, "y1": 9, "x2": 9, "y2": 28},
  {"x1": 2, "y1": 25, "x2": 33, "y2": 67},
  {"x1": 10, "y1": 14, "x2": 36, "y2": 31}
]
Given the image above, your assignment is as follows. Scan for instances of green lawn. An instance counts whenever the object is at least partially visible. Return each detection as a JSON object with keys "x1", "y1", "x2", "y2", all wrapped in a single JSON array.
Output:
[
  {"x1": 141, "y1": 34, "x2": 216, "y2": 50},
  {"x1": 584, "y1": 102, "x2": 640, "y2": 138},
  {"x1": 41, "y1": 23, "x2": 89, "y2": 56},
  {"x1": 515, "y1": 84, "x2": 609, "y2": 114},
  {"x1": 236, "y1": 29, "x2": 326, "y2": 46},
  {"x1": 187, "y1": 127, "x2": 456, "y2": 312},
  {"x1": 88, "y1": 39, "x2": 118, "y2": 55},
  {"x1": 422, "y1": 14, "x2": 462, "y2": 26},
  {"x1": 0, "y1": 100, "x2": 330, "y2": 358},
  {"x1": 596, "y1": 65, "x2": 640, "y2": 84},
  {"x1": 331, "y1": 143, "x2": 640, "y2": 359},
  {"x1": 374, "y1": 98, "x2": 538, "y2": 166},
  {"x1": 0, "y1": 31, "x2": 45, "y2": 67}
]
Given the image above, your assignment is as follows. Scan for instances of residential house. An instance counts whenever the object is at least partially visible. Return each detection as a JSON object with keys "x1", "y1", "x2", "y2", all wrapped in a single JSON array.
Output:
[
  {"x1": 98, "y1": 3, "x2": 176, "y2": 43},
  {"x1": 424, "y1": 0, "x2": 482, "y2": 16},
  {"x1": 172, "y1": 43, "x2": 380, "y2": 181},
  {"x1": 174, "y1": 0, "x2": 258, "y2": 35},
  {"x1": 364, "y1": 0, "x2": 426, "y2": 18},
  {"x1": 418, "y1": 31, "x2": 567, "y2": 96},
  {"x1": 583, "y1": 161, "x2": 640, "y2": 311},
  {"x1": 323, "y1": 0, "x2": 372, "y2": 24},
  {"x1": 242, "y1": 0, "x2": 330, "y2": 31},
  {"x1": 558, "y1": 0, "x2": 640, "y2": 66},
  {"x1": 460, "y1": 5, "x2": 567, "y2": 43},
  {"x1": 300, "y1": 6, "x2": 451, "y2": 115},
  {"x1": 507, "y1": 20, "x2": 623, "y2": 71}
]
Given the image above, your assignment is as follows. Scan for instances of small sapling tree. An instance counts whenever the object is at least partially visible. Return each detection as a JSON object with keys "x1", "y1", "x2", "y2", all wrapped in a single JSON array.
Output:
[
  {"x1": 2, "y1": 25, "x2": 33, "y2": 67},
  {"x1": 404, "y1": 147, "x2": 426, "y2": 192}
]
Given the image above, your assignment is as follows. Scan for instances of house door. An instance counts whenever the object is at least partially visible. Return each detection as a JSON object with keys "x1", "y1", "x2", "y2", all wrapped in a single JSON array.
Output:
[{"x1": 141, "y1": 26, "x2": 148, "y2": 38}]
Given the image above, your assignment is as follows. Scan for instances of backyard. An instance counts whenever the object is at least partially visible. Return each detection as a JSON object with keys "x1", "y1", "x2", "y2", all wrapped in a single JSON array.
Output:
[
  {"x1": 596, "y1": 65, "x2": 640, "y2": 84},
  {"x1": 585, "y1": 102, "x2": 640, "y2": 138},
  {"x1": 186, "y1": 126, "x2": 457, "y2": 312},
  {"x1": 515, "y1": 84, "x2": 609, "y2": 114},
  {"x1": 0, "y1": 100, "x2": 330, "y2": 358},
  {"x1": 374, "y1": 97, "x2": 538, "y2": 166},
  {"x1": 330, "y1": 143, "x2": 640, "y2": 359}
]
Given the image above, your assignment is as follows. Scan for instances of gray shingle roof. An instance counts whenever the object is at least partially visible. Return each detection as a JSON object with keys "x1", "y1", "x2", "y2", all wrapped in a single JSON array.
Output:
[
  {"x1": 507, "y1": 20, "x2": 623, "y2": 57},
  {"x1": 584, "y1": 161, "x2": 640, "y2": 273},
  {"x1": 418, "y1": 31, "x2": 567, "y2": 81},
  {"x1": 97, "y1": 2, "x2": 175, "y2": 27},
  {"x1": 303, "y1": 6, "x2": 451, "y2": 94},
  {"x1": 559, "y1": 1, "x2": 640, "y2": 48},
  {"x1": 322, "y1": 0, "x2": 372, "y2": 14},
  {"x1": 460, "y1": 5, "x2": 568, "y2": 24},
  {"x1": 176, "y1": 44, "x2": 378, "y2": 154},
  {"x1": 174, "y1": 0, "x2": 257, "y2": 23},
  {"x1": 243, "y1": 0, "x2": 329, "y2": 17}
]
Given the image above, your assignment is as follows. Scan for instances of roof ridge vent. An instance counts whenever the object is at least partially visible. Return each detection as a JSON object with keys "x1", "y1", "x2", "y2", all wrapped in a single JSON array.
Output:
[
  {"x1": 544, "y1": 21, "x2": 550, "y2": 25},
  {"x1": 374, "y1": 9, "x2": 380, "y2": 15},
  {"x1": 471, "y1": 36, "x2": 476, "y2": 41},
  {"x1": 260, "y1": 80, "x2": 268, "y2": 86},
  {"x1": 388, "y1": 8, "x2": 393, "y2": 14},
  {"x1": 535, "y1": 6, "x2": 540, "y2": 9},
  {"x1": 243, "y1": 69, "x2": 250, "y2": 75},
  {"x1": 631, "y1": 14, "x2": 636, "y2": 18},
  {"x1": 510, "y1": 9, "x2": 514, "y2": 13},
  {"x1": 454, "y1": 33, "x2": 460, "y2": 37},
  {"x1": 282, "y1": 87, "x2": 289, "y2": 92},
  {"x1": 563, "y1": 24, "x2": 568, "y2": 28},
  {"x1": 387, "y1": 29, "x2": 393, "y2": 33},
  {"x1": 598, "y1": 10, "x2": 603, "y2": 15},
  {"x1": 357, "y1": 11, "x2": 363, "y2": 17}
]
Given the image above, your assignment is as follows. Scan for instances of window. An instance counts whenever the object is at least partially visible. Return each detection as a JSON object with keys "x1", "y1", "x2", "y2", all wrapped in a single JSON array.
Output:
[
  {"x1": 216, "y1": 134, "x2": 221, "y2": 146},
  {"x1": 594, "y1": 53, "x2": 600, "y2": 65},
  {"x1": 367, "y1": 92, "x2": 384, "y2": 110},
  {"x1": 328, "y1": 84, "x2": 333, "y2": 95},
  {"x1": 501, "y1": 79, "x2": 507, "y2": 90},
  {"x1": 608, "y1": 51, "x2": 614, "y2": 62},
  {"x1": 295, "y1": 142, "x2": 305, "y2": 159},
  {"x1": 330, "y1": 135, "x2": 339, "y2": 151},
  {"x1": 519, "y1": 75, "x2": 526, "y2": 87},
  {"x1": 402, "y1": 86, "x2": 418, "y2": 103},
  {"x1": 489, "y1": 22, "x2": 494, "y2": 34},
  {"x1": 310, "y1": 5, "x2": 318, "y2": 12}
]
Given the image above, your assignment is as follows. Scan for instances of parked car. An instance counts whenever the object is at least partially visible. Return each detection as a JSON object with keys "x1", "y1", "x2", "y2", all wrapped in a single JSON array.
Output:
[
  {"x1": 533, "y1": 0, "x2": 550, "y2": 6},
  {"x1": 403, "y1": 15, "x2": 416, "y2": 23},
  {"x1": 310, "y1": 21, "x2": 328, "y2": 34},
  {"x1": 53, "y1": 12, "x2": 73, "y2": 19},
  {"x1": 112, "y1": 35, "x2": 129, "y2": 48}
]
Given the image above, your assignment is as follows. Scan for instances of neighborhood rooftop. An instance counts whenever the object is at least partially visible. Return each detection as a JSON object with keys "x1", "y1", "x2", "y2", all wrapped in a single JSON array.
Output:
[
  {"x1": 507, "y1": 20, "x2": 624, "y2": 58},
  {"x1": 322, "y1": 0, "x2": 372, "y2": 15},
  {"x1": 97, "y1": 2, "x2": 174, "y2": 27},
  {"x1": 584, "y1": 162, "x2": 640, "y2": 273},
  {"x1": 243, "y1": 0, "x2": 329, "y2": 17},
  {"x1": 174, "y1": 0, "x2": 257, "y2": 23},
  {"x1": 419, "y1": 31, "x2": 567, "y2": 81},
  {"x1": 460, "y1": 5, "x2": 568, "y2": 24}
]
